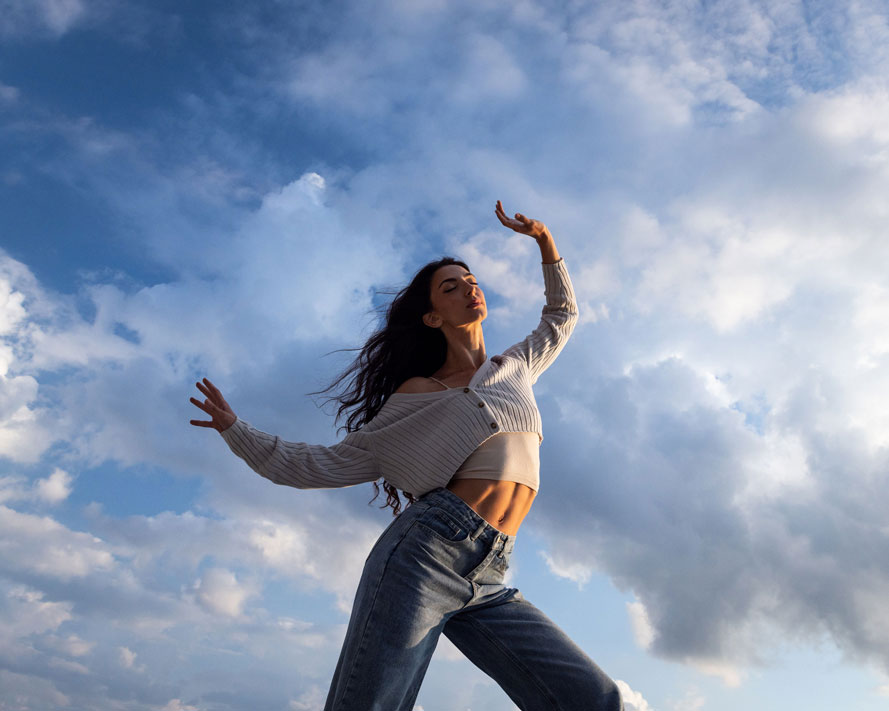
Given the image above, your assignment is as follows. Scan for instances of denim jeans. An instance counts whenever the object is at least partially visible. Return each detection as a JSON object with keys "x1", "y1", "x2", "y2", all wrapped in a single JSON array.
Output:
[{"x1": 324, "y1": 486, "x2": 623, "y2": 711}]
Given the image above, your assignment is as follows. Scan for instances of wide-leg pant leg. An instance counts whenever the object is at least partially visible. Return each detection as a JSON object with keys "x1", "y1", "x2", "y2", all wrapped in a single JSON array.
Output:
[
  {"x1": 443, "y1": 589, "x2": 623, "y2": 711},
  {"x1": 323, "y1": 501, "x2": 476, "y2": 711}
]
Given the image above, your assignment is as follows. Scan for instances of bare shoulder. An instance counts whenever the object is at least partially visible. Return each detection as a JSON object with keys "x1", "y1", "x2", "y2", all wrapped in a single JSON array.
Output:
[{"x1": 394, "y1": 376, "x2": 440, "y2": 394}]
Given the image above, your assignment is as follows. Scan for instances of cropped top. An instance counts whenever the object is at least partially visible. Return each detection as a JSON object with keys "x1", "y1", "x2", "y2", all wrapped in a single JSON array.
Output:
[
  {"x1": 219, "y1": 257, "x2": 578, "y2": 498},
  {"x1": 449, "y1": 431, "x2": 541, "y2": 492},
  {"x1": 425, "y1": 375, "x2": 541, "y2": 491}
]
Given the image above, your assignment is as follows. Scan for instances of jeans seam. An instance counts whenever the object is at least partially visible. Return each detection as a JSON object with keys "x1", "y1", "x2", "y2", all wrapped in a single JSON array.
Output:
[{"x1": 462, "y1": 607, "x2": 559, "y2": 708}]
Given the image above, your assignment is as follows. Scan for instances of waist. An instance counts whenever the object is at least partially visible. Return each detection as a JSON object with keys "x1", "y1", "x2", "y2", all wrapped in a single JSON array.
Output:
[
  {"x1": 418, "y1": 486, "x2": 520, "y2": 541},
  {"x1": 444, "y1": 478, "x2": 536, "y2": 537}
]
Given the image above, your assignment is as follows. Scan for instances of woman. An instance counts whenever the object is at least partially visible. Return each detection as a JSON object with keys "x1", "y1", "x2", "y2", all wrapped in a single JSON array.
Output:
[{"x1": 189, "y1": 200, "x2": 623, "y2": 710}]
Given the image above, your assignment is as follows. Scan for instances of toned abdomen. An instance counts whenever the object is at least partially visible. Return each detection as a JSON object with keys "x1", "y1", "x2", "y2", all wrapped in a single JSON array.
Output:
[{"x1": 445, "y1": 478, "x2": 536, "y2": 537}]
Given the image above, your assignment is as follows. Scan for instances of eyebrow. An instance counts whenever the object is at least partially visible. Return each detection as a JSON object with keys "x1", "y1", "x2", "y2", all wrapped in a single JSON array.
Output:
[{"x1": 439, "y1": 273, "x2": 476, "y2": 289}]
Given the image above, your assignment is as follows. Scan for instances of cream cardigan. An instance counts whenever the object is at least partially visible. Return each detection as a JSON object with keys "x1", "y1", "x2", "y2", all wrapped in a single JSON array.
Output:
[{"x1": 219, "y1": 257, "x2": 578, "y2": 497}]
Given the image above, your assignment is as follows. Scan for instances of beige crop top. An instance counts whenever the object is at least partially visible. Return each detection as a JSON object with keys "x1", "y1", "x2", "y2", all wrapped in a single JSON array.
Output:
[{"x1": 426, "y1": 376, "x2": 541, "y2": 492}]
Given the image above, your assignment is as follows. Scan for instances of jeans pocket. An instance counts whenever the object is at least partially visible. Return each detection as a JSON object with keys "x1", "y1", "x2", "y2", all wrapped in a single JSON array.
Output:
[{"x1": 416, "y1": 508, "x2": 469, "y2": 543}]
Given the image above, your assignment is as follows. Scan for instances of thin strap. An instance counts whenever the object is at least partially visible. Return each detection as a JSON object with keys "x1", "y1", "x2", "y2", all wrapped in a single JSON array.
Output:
[{"x1": 427, "y1": 376, "x2": 451, "y2": 390}]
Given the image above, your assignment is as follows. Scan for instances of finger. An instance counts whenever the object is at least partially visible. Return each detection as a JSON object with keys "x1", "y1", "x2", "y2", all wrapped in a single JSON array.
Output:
[
  {"x1": 203, "y1": 379, "x2": 231, "y2": 410},
  {"x1": 204, "y1": 383, "x2": 232, "y2": 412},
  {"x1": 495, "y1": 205, "x2": 514, "y2": 226},
  {"x1": 189, "y1": 396, "x2": 211, "y2": 415},
  {"x1": 195, "y1": 381, "x2": 215, "y2": 403},
  {"x1": 196, "y1": 382, "x2": 227, "y2": 412},
  {"x1": 190, "y1": 396, "x2": 221, "y2": 416},
  {"x1": 202, "y1": 378, "x2": 223, "y2": 400},
  {"x1": 190, "y1": 419, "x2": 218, "y2": 428}
]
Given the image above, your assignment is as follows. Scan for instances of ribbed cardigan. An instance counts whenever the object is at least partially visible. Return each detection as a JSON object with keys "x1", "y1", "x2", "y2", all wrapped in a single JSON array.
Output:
[{"x1": 219, "y1": 257, "x2": 579, "y2": 497}]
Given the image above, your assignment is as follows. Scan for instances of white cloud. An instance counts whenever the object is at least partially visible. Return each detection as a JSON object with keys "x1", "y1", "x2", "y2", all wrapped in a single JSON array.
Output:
[
  {"x1": 808, "y1": 82, "x2": 889, "y2": 147},
  {"x1": 193, "y1": 567, "x2": 256, "y2": 618},
  {"x1": 0, "y1": 270, "x2": 51, "y2": 462},
  {"x1": 289, "y1": 686, "x2": 328, "y2": 710},
  {"x1": 118, "y1": 645, "x2": 137, "y2": 668},
  {"x1": 616, "y1": 679, "x2": 654, "y2": 711},
  {"x1": 44, "y1": 633, "x2": 95, "y2": 657},
  {"x1": 0, "y1": 80, "x2": 18, "y2": 103},
  {"x1": 627, "y1": 600, "x2": 655, "y2": 650},
  {"x1": 0, "y1": 584, "x2": 72, "y2": 649},
  {"x1": 0, "y1": 0, "x2": 86, "y2": 38},
  {"x1": 538, "y1": 550, "x2": 593, "y2": 589},
  {"x1": 47, "y1": 655, "x2": 90, "y2": 674},
  {"x1": 687, "y1": 658, "x2": 743, "y2": 687},
  {"x1": 432, "y1": 633, "x2": 469, "y2": 663},
  {"x1": 668, "y1": 687, "x2": 706, "y2": 711},
  {"x1": 0, "y1": 505, "x2": 114, "y2": 580},
  {"x1": 159, "y1": 700, "x2": 199, "y2": 711},
  {"x1": 34, "y1": 468, "x2": 73, "y2": 504}
]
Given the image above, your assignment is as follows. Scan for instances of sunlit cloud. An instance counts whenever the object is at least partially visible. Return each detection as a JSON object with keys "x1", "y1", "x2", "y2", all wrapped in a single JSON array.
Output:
[{"x1": 3, "y1": 1, "x2": 889, "y2": 709}]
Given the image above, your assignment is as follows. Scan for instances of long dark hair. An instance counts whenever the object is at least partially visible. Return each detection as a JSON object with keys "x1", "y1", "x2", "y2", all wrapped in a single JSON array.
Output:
[{"x1": 306, "y1": 256, "x2": 471, "y2": 517}]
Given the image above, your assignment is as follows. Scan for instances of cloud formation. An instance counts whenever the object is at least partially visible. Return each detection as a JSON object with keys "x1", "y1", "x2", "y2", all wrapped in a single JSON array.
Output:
[{"x1": 2, "y1": 0, "x2": 889, "y2": 709}]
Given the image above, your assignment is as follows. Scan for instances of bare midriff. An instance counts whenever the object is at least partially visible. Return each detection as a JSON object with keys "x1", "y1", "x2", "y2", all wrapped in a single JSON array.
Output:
[{"x1": 445, "y1": 478, "x2": 536, "y2": 537}]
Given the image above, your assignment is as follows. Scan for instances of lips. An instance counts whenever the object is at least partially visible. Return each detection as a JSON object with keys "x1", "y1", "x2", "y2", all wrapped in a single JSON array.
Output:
[{"x1": 467, "y1": 301, "x2": 481, "y2": 308}]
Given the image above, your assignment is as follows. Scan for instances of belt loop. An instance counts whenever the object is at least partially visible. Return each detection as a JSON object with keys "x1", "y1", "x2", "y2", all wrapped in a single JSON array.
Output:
[{"x1": 470, "y1": 520, "x2": 487, "y2": 541}]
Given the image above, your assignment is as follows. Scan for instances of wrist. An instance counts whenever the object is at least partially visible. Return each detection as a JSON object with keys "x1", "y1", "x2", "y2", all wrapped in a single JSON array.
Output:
[{"x1": 537, "y1": 231, "x2": 560, "y2": 264}]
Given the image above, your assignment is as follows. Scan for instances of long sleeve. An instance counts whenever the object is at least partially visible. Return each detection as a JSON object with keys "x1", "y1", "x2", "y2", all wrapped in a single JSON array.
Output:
[
  {"x1": 501, "y1": 257, "x2": 579, "y2": 385},
  {"x1": 219, "y1": 417, "x2": 379, "y2": 490}
]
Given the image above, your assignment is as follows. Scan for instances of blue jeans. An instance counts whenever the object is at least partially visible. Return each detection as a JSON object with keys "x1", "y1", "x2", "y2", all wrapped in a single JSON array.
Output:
[{"x1": 324, "y1": 486, "x2": 623, "y2": 710}]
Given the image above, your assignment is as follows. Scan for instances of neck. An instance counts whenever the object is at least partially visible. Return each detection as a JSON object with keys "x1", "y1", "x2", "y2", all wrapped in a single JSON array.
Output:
[{"x1": 438, "y1": 349, "x2": 486, "y2": 378}]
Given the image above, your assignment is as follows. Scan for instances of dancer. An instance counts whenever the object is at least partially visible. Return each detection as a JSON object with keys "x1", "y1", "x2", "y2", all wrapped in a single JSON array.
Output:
[{"x1": 189, "y1": 200, "x2": 623, "y2": 710}]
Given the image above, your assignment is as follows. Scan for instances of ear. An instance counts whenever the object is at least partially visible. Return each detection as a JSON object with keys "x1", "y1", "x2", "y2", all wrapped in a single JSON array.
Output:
[{"x1": 422, "y1": 311, "x2": 440, "y2": 328}]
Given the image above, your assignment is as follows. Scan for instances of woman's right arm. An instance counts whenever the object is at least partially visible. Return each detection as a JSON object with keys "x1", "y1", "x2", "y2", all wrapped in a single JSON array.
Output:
[{"x1": 190, "y1": 378, "x2": 378, "y2": 490}]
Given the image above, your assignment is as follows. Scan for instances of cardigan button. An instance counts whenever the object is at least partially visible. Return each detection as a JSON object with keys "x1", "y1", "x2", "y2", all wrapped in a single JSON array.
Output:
[
  {"x1": 463, "y1": 387, "x2": 469, "y2": 393},
  {"x1": 477, "y1": 402, "x2": 484, "y2": 408},
  {"x1": 490, "y1": 422, "x2": 498, "y2": 429}
]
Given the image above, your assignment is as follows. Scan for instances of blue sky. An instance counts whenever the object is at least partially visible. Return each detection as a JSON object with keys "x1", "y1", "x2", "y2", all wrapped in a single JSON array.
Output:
[{"x1": 2, "y1": 0, "x2": 889, "y2": 709}]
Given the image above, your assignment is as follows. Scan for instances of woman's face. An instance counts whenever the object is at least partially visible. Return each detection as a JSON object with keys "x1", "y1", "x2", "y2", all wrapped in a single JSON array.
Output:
[{"x1": 425, "y1": 265, "x2": 486, "y2": 329}]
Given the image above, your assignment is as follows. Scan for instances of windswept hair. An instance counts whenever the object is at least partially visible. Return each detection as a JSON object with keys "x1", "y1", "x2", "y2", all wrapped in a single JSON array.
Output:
[{"x1": 305, "y1": 256, "x2": 471, "y2": 517}]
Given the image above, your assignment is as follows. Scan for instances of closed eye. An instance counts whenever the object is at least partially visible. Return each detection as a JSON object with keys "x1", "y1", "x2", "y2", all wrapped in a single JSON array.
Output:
[{"x1": 446, "y1": 282, "x2": 478, "y2": 293}]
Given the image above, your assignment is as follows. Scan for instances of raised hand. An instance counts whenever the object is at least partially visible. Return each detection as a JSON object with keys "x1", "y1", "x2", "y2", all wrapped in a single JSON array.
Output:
[
  {"x1": 189, "y1": 377, "x2": 237, "y2": 432},
  {"x1": 494, "y1": 199, "x2": 549, "y2": 240}
]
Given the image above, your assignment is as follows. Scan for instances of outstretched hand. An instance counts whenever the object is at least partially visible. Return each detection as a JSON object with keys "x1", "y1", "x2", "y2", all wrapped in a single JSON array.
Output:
[
  {"x1": 189, "y1": 377, "x2": 237, "y2": 432},
  {"x1": 494, "y1": 199, "x2": 549, "y2": 240}
]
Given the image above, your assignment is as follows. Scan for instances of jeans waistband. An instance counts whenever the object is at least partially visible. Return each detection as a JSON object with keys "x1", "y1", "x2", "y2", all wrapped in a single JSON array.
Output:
[{"x1": 418, "y1": 487, "x2": 517, "y2": 543}]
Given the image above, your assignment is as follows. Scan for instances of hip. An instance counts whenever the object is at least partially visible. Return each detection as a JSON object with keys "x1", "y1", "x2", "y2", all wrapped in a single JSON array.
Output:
[{"x1": 365, "y1": 487, "x2": 517, "y2": 592}]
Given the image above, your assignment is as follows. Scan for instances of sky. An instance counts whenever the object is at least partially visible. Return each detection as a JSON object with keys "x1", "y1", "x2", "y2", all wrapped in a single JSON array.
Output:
[{"x1": 1, "y1": 0, "x2": 889, "y2": 709}]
